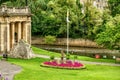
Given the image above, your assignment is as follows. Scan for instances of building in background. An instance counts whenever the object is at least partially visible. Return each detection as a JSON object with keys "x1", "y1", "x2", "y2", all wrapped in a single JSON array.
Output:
[{"x1": 80, "y1": 0, "x2": 108, "y2": 13}]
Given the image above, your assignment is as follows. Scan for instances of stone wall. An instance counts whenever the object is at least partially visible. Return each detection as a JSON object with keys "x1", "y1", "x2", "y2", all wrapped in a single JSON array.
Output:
[{"x1": 32, "y1": 37, "x2": 100, "y2": 48}]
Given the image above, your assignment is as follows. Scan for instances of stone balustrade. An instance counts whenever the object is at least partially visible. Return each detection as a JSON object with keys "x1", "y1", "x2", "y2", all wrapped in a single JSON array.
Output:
[{"x1": 0, "y1": 4, "x2": 30, "y2": 16}]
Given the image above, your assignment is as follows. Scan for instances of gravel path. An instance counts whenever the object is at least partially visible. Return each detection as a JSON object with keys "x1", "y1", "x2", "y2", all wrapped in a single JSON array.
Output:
[{"x1": 0, "y1": 60, "x2": 22, "y2": 80}]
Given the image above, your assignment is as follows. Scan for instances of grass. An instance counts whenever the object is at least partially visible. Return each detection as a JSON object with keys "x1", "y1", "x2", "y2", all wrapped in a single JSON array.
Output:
[
  {"x1": 32, "y1": 46, "x2": 116, "y2": 63},
  {"x1": 7, "y1": 57, "x2": 120, "y2": 80},
  {"x1": 32, "y1": 46, "x2": 61, "y2": 57},
  {"x1": 0, "y1": 46, "x2": 118, "y2": 80}
]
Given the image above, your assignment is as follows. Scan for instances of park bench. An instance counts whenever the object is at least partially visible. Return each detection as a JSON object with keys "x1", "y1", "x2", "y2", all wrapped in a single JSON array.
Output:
[{"x1": 115, "y1": 57, "x2": 120, "y2": 63}]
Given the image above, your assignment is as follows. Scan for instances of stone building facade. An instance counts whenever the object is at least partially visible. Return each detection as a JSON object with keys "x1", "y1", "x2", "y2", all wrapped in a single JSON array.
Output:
[
  {"x1": 80, "y1": 0, "x2": 108, "y2": 12},
  {"x1": 0, "y1": 4, "x2": 31, "y2": 53}
]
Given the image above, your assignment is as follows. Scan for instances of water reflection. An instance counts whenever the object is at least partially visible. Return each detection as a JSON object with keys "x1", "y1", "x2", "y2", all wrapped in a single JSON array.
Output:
[{"x1": 33, "y1": 44, "x2": 119, "y2": 54}]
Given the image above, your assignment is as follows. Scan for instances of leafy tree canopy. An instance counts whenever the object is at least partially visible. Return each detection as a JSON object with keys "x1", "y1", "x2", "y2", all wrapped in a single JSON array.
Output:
[
  {"x1": 96, "y1": 14, "x2": 120, "y2": 50},
  {"x1": 108, "y1": 0, "x2": 120, "y2": 16}
]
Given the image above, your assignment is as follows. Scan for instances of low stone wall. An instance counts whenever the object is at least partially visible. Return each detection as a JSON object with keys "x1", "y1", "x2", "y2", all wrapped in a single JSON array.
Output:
[{"x1": 32, "y1": 37, "x2": 100, "y2": 48}]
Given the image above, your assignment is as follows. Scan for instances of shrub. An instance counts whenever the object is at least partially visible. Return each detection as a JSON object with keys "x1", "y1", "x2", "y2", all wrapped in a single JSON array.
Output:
[
  {"x1": 50, "y1": 55, "x2": 55, "y2": 60},
  {"x1": 74, "y1": 55, "x2": 78, "y2": 60},
  {"x1": 44, "y1": 35, "x2": 56, "y2": 44},
  {"x1": 66, "y1": 54, "x2": 70, "y2": 60}
]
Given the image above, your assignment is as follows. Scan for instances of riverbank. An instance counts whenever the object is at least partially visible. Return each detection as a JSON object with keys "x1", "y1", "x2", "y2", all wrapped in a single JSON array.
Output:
[
  {"x1": 33, "y1": 45, "x2": 120, "y2": 59},
  {"x1": 32, "y1": 37, "x2": 100, "y2": 48},
  {"x1": 32, "y1": 37, "x2": 120, "y2": 58}
]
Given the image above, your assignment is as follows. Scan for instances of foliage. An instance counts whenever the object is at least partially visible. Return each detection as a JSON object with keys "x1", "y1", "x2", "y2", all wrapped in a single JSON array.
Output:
[
  {"x1": 108, "y1": 0, "x2": 120, "y2": 16},
  {"x1": 0, "y1": 0, "x2": 10, "y2": 5},
  {"x1": 81, "y1": 0, "x2": 102, "y2": 40},
  {"x1": 94, "y1": 9, "x2": 111, "y2": 40},
  {"x1": 1, "y1": 0, "x2": 102, "y2": 39},
  {"x1": 50, "y1": 55, "x2": 55, "y2": 60},
  {"x1": 66, "y1": 54, "x2": 70, "y2": 60},
  {"x1": 44, "y1": 35, "x2": 56, "y2": 44},
  {"x1": 74, "y1": 55, "x2": 78, "y2": 60},
  {"x1": 96, "y1": 15, "x2": 120, "y2": 50}
]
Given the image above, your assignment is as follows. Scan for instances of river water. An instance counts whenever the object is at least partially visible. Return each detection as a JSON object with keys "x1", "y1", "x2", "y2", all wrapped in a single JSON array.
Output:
[{"x1": 33, "y1": 44, "x2": 119, "y2": 55}]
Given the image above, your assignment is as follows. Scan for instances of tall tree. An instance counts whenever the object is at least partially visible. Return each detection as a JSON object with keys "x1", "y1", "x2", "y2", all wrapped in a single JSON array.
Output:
[
  {"x1": 108, "y1": 0, "x2": 120, "y2": 16},
  {"x1": 81, "y1": 0, "x2": 102, "y2": 40},
  {"x1": 96, "y1": 14, "x2": 120, "y2": 50}
]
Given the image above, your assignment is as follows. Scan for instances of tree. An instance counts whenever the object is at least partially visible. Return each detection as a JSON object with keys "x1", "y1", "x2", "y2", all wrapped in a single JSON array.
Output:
[
  {"x1": 81, "y1": 0, "x2": 102, "y2": 40},
  {"x1": 0, "y1": 0, "x2": 10, "y2": 5},
  {"x1": 46, "y1": 0, "x2": 83, "y2": 38},
  {"x1": 2, "y1": 0, "x2": 102, "y2": 40},
  {"x1": 96, "y1": 14, "x2": 120, "y2": 50},
  {"x1": 108, "y1": 0, "x2": 120, "y2": 16}
]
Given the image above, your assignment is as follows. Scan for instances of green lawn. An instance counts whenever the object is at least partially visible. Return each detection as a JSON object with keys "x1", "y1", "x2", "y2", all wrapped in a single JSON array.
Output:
[
  {"x1": 32, "y1": 46, "x2": 61, "y2": 57},
  {"x1": 8, "y1": 57, "x2": 120, "y2": 80},
  {"x1": 32, "y1": 46, "x2": 116, "y2": 63}
]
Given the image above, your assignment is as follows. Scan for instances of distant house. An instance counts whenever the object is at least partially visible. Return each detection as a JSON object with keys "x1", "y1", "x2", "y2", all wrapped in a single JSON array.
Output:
[
  {"x1": 0, "y1": 4, "x2": 31, "y2": 53},
  {"x1": 80, "y1": 0, "x2": 108, "y2": 13}
]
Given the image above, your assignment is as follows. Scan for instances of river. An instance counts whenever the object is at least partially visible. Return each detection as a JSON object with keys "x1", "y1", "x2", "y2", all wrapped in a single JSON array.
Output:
[{"x1": 33, "y1": 44, "x2": 119, "y2": 55}]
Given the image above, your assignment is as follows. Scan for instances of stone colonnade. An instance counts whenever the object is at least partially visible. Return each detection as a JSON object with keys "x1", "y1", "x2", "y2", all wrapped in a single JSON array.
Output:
[
  {"x1": 0, "y1": 20, "x2": 31, "y2": 52},
  {"x1": 0, "y1": 4, "x2": 31, "y2": 53}
]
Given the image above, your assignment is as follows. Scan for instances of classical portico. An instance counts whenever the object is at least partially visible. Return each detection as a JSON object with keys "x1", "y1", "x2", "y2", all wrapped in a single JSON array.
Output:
[{"x1": 0, "y1": 4, "x2": 31, "y2": 53}]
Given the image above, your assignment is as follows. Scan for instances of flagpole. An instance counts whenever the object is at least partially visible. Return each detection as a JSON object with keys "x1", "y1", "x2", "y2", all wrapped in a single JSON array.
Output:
[{"x1": 67, "y1": 9, "x2": 69, "y2": 54}]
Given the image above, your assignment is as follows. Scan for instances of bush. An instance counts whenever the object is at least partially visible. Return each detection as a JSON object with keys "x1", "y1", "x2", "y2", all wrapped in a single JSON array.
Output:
[
  {"x1": 74, "y1": 55, "x2": 78, "y2": 60},
  {"x1": 44, "y1": 35, "x2": 56, "y2": 44},
  {"x1": 50, "y1": 55, "x2": 55, "y2": 60},
  {"x1": 66, "y1": 54, "x2": 70, "y2": 60}
]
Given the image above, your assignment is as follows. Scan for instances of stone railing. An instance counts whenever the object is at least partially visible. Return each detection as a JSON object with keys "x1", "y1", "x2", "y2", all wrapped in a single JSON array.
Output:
[
  {"x1": 32, "y1": 37, "x2": 100, "y2": 48},
  {"x1": 0, "y1": 4, "x2": 30, "y2": 15}
]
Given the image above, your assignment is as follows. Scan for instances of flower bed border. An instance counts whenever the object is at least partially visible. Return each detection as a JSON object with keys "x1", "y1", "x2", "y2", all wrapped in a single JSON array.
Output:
[{"x1": 40, "y1": 61, "x2": 86, "y2": 70}]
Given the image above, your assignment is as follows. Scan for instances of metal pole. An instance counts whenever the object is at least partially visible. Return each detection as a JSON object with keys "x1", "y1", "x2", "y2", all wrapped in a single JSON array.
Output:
[
  {"x1": 67, "y1": 19, "x2": 69, "y2": 54},
  {"x1": 67, "y1": 9, "x2": 69, "y2": 54}
]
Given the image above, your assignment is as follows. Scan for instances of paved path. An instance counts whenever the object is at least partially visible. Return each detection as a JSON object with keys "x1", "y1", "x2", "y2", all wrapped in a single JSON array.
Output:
[
  {"x1": 34, "y1": 54, "x2": 120, "y2": 66},
  {"x1": 0, "y1": 60, "x2": 22, "y2": 80}
]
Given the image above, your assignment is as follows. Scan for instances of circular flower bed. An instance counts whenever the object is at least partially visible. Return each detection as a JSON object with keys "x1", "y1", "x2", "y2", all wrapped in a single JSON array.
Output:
[{"x1": 41, "y1": 60, "x2": 85, "y2": 69}]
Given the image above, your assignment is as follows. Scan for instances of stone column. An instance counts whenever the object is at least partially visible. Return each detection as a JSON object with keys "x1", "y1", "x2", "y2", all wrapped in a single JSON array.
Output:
[
  {"x1": 29, "y1": 22, "x2": 31, "y2": 45},
  {"x1": 0, "y1": 21, "x2": 10, "y2": 52},
  {"x1": 23, "y1": 22, "x2": 27, "y2": 42},
  {"x1": 11, "y1": 22, "x2": 15, "y2": 48},
  {"x1": 0, "y1": 23, "x2": 4, "y2": 52},
  {"x1": 18, "y1": 22, "x2": 21, "y2": 42},
  {"x1": 26, "y1": 21, "x2": 31, "y2": 44},
  {"x1": 7, "y1": 22, "x2": 10, "y2": 52}
]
